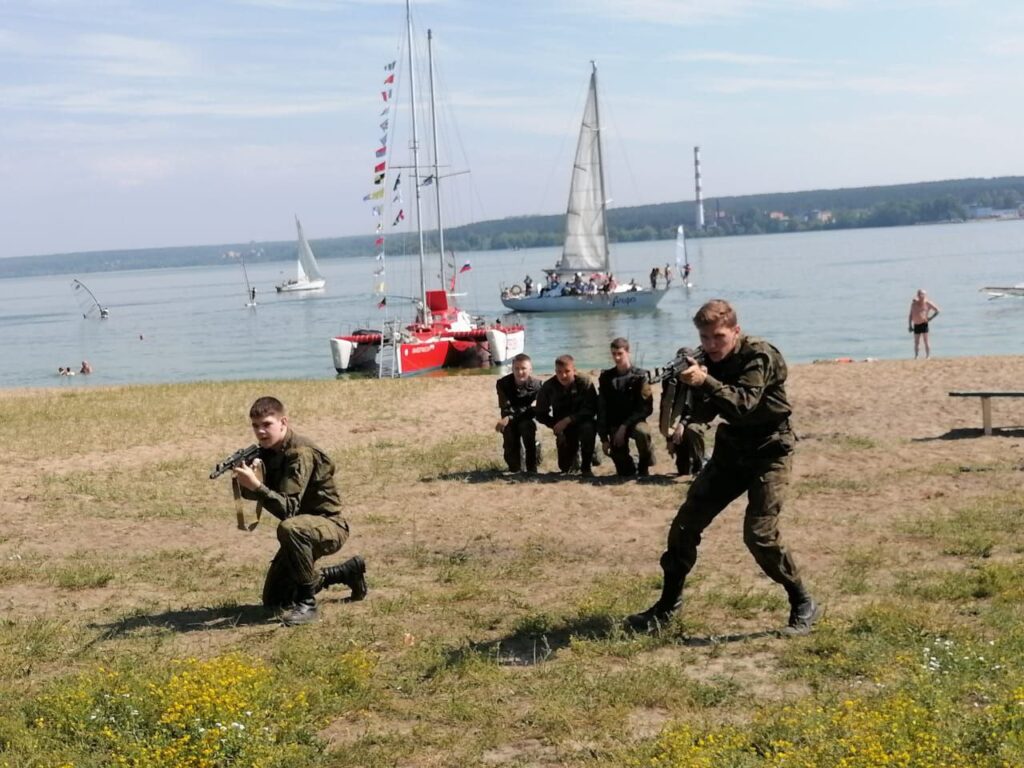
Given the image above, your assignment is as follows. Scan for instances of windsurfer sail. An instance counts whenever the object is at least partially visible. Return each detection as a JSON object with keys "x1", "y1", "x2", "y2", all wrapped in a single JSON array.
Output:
[{"x1": 71, "y1": 279, "x2": 109, "y2": 319}]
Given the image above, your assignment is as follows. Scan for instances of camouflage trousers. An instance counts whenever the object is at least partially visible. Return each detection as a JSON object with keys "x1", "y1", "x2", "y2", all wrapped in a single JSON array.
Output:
[
  {"x1": 607, "y1": 421, "x2": 655, "y2": 476},
  {"x1": 669, "y1": 422, "x2": 708, "y2": 475},
  {"x1": 502, "y1": 418, "x2": 539, "y2": 472},
  {"x1": 660, "y1": 444, "x2": 803, "y2": 593},
  {"x1": 555, "y1": 420, "x2": 596, "y2": 472},
  {"x1": 262, "y1": 514, "x2": 349, "y2": 608}
]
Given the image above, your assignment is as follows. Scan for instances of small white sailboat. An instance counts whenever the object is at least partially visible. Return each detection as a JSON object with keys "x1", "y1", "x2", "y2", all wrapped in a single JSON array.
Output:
[
  {"x1": 981, "y1": 285, "x2": 1024, "y2": 298},
  {"x1": 676, "y1": 225, "x2": 693, "y2": 288},
  {"x1": 276, "y1": 217, "x2": 326, "y2": 293},
  {"x1": 500, "y1": 63, "x2": 668, "y2": 313},
  {"x1": 71, "y1": 278, "x2": 110, "y2": 319}
]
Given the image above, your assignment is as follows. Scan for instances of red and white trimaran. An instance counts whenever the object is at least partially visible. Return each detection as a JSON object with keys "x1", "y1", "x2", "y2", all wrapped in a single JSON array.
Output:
[{"x1": 330, "y1": 2, "x2": 524, "y2": 377}]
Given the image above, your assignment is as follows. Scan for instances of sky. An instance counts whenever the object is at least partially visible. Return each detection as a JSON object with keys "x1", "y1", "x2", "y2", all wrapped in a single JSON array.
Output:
[{"x1": 2, "y1": 0, "x2": 1023, "y2": 259}]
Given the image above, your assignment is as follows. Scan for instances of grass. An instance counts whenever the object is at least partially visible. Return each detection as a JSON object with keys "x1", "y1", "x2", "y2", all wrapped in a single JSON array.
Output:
[{"x1": 3, "y1": 377, "x2": 1024, "y2": 766}]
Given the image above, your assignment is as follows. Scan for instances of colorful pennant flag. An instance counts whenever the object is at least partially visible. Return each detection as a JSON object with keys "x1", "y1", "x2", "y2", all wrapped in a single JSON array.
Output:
[
  {"x1": 375, "y1": 146, "x2": 387, "y2": 157},
  {"x1": 371, "y1": 205, "x2": 381, "y2": 216},
  {"x1": 374, "y1": 173, "x2": 385, "y2": 185},
  {"x1": 374, "y1": 161, "x2": 385, "y2": 173},
  {"x1": 420, "y1": 175, "x2": 434, "y2": 187},
  {"x1": 375, "y1": 236, "x2": 384, "y2": 246},
  {"x1": 459, "y1": 261, "x2": 472, "y2": 273},
  {"x1": 384, "y1": 61, "x2": 396, "y2": 72},
  {"x1": 363, "y1": 189, "x2": 384, "y2": 201},
  {"x1": 393, "y1": 209, "x2": 405, "y2": 225},
  {"x1": 384, "y1": 73, "x2": 394, "y2": 85},
  {"x1": 377, "y1": 297, "x2": 387, "y2": 309},
  {"x1": 392, "y1": 172, "x2": 401, "y2": 191},
  {"x1": 379, "y1": 119, "x2": 388, "y2": 132}
]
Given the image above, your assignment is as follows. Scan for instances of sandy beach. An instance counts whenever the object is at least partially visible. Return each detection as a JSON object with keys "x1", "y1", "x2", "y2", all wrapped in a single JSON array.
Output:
[{"x1": 1, "y1": 355, "x2": 1023, "y2": 765}]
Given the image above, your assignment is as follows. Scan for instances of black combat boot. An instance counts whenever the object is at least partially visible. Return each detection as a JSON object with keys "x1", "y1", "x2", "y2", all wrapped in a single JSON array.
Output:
[
  {"x1": 781, "y1": 585, "x2": 821, "y2": 636},
  {"x1": 625, "y1": 571, "x2": 684, "y2": 632},
  {"x1": 318, "y1": 556, "x2": 367, "y2": 601},
  {"x1": 280, "y1": 584, "x2": 319, "y2": 626}
]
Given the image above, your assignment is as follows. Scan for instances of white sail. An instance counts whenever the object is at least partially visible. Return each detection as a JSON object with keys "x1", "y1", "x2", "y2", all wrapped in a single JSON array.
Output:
[
  {"x1": 295, "y1": 217, "x2": 324, "y2": 282},
  {"x1": 675, "y1": 225, "x2": 687, "y2": 272},
  {"x1": 557, "y1": 65, "x2": 609, "y2": 275},
  {"x1": 71, "y1": 278, "x2": 109, "y2": 319}
]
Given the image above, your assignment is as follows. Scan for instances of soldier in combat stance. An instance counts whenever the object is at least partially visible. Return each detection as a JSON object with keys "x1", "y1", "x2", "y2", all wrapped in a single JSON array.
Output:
[{"x1": 626, "y1": 300, "x2": 820, "y2": 635}]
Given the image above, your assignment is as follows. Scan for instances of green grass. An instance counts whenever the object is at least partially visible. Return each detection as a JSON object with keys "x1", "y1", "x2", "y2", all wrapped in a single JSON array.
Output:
[{"x1": 5, "y1": 378, "x2": 1024, "y2": 766}]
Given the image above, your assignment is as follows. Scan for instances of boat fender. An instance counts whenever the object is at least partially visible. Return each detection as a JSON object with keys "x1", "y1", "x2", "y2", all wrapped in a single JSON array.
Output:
[{"x1": 507, "y1": 284, "x2": 523, "y2": 297}]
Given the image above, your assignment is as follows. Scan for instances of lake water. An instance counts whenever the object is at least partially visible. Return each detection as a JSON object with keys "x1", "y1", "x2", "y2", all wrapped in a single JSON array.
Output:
[{"x1": 3, "y1": 219, "x2": 1023, "y2": 389}]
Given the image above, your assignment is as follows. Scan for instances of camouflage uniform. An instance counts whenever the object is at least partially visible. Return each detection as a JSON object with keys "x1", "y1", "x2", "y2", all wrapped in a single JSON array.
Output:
[
  {"x1": 534, "y1": 372, "x2": 598, "y2": 473},
  {"x1": 242, "y1": 430, "x2": 349, "y2": 608},
  {"x1": 630, "y1": 335, "x2": 812, "y2": 630},
  {"x1": 597, "y1": 365, "x2": 655, "y2": 476},
  {"x1": 658, "y1": 374, "x2": 709, "y2": 475},
  {"x1": 496, "y1": 372, "x2": 543, "y2": 472}
]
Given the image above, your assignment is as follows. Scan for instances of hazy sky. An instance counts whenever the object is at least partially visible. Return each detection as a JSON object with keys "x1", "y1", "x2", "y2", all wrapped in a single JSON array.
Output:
[{"x1": 3, "y1": 0, "x2": 1023, "y2": 259}]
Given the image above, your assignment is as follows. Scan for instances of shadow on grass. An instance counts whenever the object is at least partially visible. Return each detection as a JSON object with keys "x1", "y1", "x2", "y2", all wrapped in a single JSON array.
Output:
[
  {"x1": 914, "y1": 426, "x2": 1024, "y2": 441},
  {"x1": 679, "y1": 629, "x2": 783, "y2": 646},
  {"x1": 426, "y1": 614, "x2": 617, "y2": 673},
  {"x1": 431, "y1": 469, "x2": 686, "y2": 485},
  {"x1": 89, "y1": 603, "x2": 272, "y2": 641}
]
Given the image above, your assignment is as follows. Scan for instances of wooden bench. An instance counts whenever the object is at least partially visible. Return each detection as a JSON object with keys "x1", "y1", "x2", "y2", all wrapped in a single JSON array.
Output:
[{"x1": 948, "y1": 391, "x2": 1024, "y2": 436}]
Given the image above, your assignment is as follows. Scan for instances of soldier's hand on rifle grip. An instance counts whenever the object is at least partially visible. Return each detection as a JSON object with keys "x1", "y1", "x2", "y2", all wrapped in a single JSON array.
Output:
[
  {"x1": 679, "y1": 357, "x2": 707, "y2": 387},
  {"x1": 232, "y1": 461, "x2": 262, "y2": 491}
]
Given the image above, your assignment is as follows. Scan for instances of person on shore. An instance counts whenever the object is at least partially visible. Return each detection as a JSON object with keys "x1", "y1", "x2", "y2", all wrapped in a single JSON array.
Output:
[
  {"x1": 626, "y1": 299, "x2": 820, "y2": 635},
  {"x1": 663, "y1": 263, "x2": 673, "y2": 288},
  {"x1": 908, "y1": 288, "x2": 940, "y2": 359},
  {"x1": 80, "y1": 360, "x2": 93, "y2": 375},
  {"x1": 683, "y1": 263, "x2": 692, "y2": 284},
  {"x1": 232, "y1": 396, "x2": 367, "y2": 626},
  {"x1": 495, "y1": 353, "x2": 543, "y2": 474},
  {"x1": 598, "y1": 338, "x2": 655, "y2": 477},
  {"x1": 534, "y1": 355, "x2": 598, "y2": 478},
  {"x1": 658, "y1": 347, "x2": 708, "y2": 476},
  {"x1": 650, "y1": 267, "x2": 660, "y2": 290}
]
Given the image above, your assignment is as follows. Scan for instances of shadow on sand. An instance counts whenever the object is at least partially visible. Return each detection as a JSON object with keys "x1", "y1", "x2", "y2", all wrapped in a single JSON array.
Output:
[
  {"x1": 913, "y1": 426, "x2": 1024, "y2": 441},
  {"x1": 431, "y1": 469, "x2": 685, "y2": 486}
]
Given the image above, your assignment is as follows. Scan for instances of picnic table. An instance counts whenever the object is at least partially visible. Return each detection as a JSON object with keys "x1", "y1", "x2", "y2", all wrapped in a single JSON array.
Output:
[{"x1": 948, "y1": 391, "x2": 1024, "y2": 436}]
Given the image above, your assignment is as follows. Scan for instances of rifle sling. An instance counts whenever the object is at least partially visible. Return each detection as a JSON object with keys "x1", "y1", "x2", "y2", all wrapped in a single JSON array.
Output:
[{"x1": 230, "y1": 460, "x2": 264, "y2": 532}]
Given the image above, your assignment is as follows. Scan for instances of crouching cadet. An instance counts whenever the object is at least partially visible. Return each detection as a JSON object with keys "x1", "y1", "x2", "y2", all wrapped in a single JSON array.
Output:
[
  {"x1": 232, "y1": 396, "x2": 366, "y2": 626},
  {"x1": 598, "y1": 337, "x2": 655, "y2": 477},
  {"x1": 495, "y1": 353, "x2": 543, "y2": 473},
  {"x1": 534, "y1": 355, "x2": 599, "y2": 477},
  {"x1": 626, "y1": 300, "x2": 820, "y2": 635}
]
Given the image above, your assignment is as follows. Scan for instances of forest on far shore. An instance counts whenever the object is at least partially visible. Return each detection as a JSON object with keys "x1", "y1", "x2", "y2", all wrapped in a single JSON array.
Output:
[{"x1": 4, "y1": 175, "x2": 1023, "y2": 279}]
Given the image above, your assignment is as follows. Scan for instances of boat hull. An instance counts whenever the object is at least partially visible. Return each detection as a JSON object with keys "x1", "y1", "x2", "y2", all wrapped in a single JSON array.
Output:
[
  {"x1": 330, "y1": 327, "x2": 525, "y2": 376},
  {"x1": 501, "y1": 288, "x2": 667, "y2": 312},
  {"x1": 276, "y1": 279, "x2": 326, "y2": 293}
]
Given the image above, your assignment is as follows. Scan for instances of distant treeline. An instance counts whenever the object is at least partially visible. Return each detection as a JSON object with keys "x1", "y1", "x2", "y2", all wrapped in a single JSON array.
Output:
[{"x1": 4, "y1": 176, "x2": 1023, "y2": 279}]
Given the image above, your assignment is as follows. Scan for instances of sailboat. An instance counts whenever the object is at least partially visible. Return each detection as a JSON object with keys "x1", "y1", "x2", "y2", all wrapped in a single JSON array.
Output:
[
  {"x1": 981, "y1": 285, "x2": 1024, "y2": 298},
  {"x1": 276, "y1": 217, "x2": 326, "y2": 293},
  {"x1": 500, "y1": 63, "x2": 668, "y2": 313},
  {"x1": 330, "y1": 4, "x2": 525, "y2": 377},
  {"x1": 676, "y1": 225, "x2": 693, "y2": 288},
  {"x1": 71, "y1": 279, "x2": 110, "y2": 319}
]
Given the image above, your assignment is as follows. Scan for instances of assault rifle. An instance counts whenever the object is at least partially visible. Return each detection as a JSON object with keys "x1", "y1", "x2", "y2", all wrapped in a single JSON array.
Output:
[
  {"x1": 647, "y1": 347, "x2": 704, "y2": 385},
  {"x1": 209, "y1": 444, "x2": 260, "y2": 479}
]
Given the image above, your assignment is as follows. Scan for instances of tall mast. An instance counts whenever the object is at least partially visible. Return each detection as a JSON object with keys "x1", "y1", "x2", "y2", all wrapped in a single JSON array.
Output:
[
  {"x1": 406, "y1": 0, "x2": 427, "y2": 322},
  {"x1": 427, "y1": 29, "x2": 447, "y2": 291},
  {"x1": 590, "y1": 61, "x2": 610, "y2": 263}
]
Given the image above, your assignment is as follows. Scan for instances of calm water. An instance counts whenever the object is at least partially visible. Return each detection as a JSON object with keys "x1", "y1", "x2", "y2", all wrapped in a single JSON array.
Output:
[{"x1": 3, "y1": 220, "x2": 1023, "y2": 389}]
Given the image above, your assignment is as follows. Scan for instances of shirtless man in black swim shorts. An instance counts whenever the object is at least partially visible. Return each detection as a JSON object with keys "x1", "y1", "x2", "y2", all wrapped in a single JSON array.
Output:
[{"x1": 908, "y1": 288, "x2": 940, "y2": 359}]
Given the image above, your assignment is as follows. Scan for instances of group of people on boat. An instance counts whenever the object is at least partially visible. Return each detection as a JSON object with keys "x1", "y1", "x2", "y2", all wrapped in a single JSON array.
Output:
[{"x1": 513, "y1": 271, "x2": 624, "y2": 299}]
